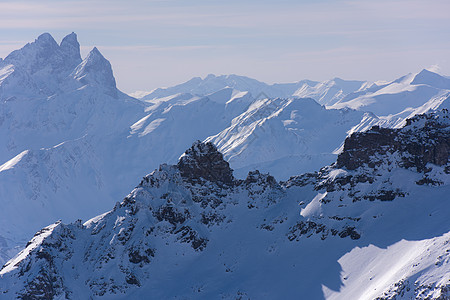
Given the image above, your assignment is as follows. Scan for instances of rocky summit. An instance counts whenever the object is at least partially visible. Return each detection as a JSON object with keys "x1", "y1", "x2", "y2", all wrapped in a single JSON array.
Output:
[
  {"x1": 177, "y1": 140, "x2": 235, "y2": 186},
  {"x1": 1, "y1": 111, "x2": 449, "y2": 299},
  {"x1": 337, "y1": 111, "x2": 449, "y2": 172},
  {"x1": 1, "y1": 32, "x2": 450, "y2": 300}
]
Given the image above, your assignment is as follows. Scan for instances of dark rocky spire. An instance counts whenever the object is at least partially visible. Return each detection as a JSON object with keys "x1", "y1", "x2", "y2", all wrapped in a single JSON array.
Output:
[{"x1": 177, "y1": 141, "x2": 234, "y2": 186}]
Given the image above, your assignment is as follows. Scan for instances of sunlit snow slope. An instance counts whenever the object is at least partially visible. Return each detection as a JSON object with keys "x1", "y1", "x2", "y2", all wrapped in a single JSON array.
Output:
[
  {"x1": 1, "y1": 32, "x2": 450, "y2": 268},
  {"x1": 1, "y1": 111, "x2": 448, "y2": 299}
]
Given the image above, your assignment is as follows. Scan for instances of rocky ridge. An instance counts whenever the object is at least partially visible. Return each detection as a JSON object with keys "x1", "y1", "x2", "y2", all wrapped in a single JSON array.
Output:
[
  {"x1": 284, "y1": 110, "x2": 449, "y2": 242},
  {"x1": 1, "y1": 111, "x2": 449, "y2": 299}
]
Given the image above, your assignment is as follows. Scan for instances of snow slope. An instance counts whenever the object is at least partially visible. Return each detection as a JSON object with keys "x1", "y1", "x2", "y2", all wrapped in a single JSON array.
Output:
[
  {"x1": 137, "y1": 74, "x2": 373, "y2": 105},
  {"x1": 330, "y1": 69, "x2": 450, "y2": 117},
  {"x1": 139, "y1": 74, "x2": 317, "y2": 100},
  {"x1": 293, "y1": 77, "x2": 370, "y2": 106},
  {"x1": 137, "y1": 69, "x2": 450, "y2": 132},
  {"x1": 1, "y1": 111, "x2": 448, "y2": 299},
  {"x1": 1, "y1": 32, "x2": 450, "y2": 270},
  {"x1": 135, "y1": 69, "x2": 450, "y2": 181},
  {"x1": 0, "y1": 33, "x2": 158, "y2": 264},
  {"x1": 207, "y1": 97, "x2": 369, "y2": 178},
  {"x1": 0, "y1": 34, "x2": 258, "y2": 266}
]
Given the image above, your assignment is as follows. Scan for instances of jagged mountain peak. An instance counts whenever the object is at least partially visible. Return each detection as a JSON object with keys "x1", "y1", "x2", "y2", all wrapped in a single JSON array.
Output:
[
  {"x1": 4, "y1": 32, "x2": 73, "y2": 67},
  {"x1": 177, "y1": 140, "x2": 234, "y2": 186},
  {"x1": 0, "y1": 32, "x2": 124, "y2": 102},
  {"x1": 35, "y1": 32, "x2": 58, "y2": 47},
  {"x1": 336, "y1": 109, "x2": 450, "y2": 172},
  {"x1": 60, "y1": 32, "x2": 81, "y2": 63},
  {"x1": 0, "y1": 32, "x2": 88, "y2": 99},
  {"x1": 4, "y1": 32, "x2": 59, "y2": 69},
  {"x1": 411, "y1": 68, "x2": 450, "y2": 89},
  {"x1": 60, "y1": 32, "x2": 78, "y2": 45},
  {"x1": 72, "y1": 46, "x2": 116, "y2": 90},
  {"x1": 1, "y1": 32, "x2": 450, "y2": 299},
  {"x1": 89, "y1": 46, "x2": 102, "y2": 57},
  {"x1": 0, "y1": 111, "x2": 449, "y2": 299}
]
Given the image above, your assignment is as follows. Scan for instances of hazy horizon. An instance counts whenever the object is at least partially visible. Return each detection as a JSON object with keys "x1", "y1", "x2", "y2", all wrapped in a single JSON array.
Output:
[{"x1": 1, "y1": 0, "x2": 449, "y2": 93}]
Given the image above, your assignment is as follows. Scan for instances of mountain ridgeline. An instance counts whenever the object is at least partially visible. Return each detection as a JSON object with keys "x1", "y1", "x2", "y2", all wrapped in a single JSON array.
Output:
[
  {"x1": 1, "y1": 32, "x2": 450, "y2": 299},
  {"x1": 1, "y1": 110, "x2": 449, "y2": 299}
]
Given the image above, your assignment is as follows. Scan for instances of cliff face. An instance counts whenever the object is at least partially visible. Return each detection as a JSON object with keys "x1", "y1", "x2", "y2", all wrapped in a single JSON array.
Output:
[
  {"x1": 337, "y1": 111, "x2": 449, "y2": 172},
  {"x1": 177, "y1": 140, "x2": 235, "y2": 186}
]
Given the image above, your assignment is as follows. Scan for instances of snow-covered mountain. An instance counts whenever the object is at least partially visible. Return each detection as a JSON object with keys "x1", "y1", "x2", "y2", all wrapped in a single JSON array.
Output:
[
  {"x1": 139, "y1": 74, "x2": 317, "y2": 100},
  {"x1": 0, "y1": 33, "x2": 157, "y2": 264},
  {"x1": 136, "y1": 68, "x2": 450, "y2": 179},
  {"x1": 134, "y1": 89, "x2": 379, "y2": 179},
  {"x1": 138, "y1": 74, "x2": 372, "y2": 106},
  {"x1": 1, "y1": 111, "x2": 448, "y2": 299},
  {"x1": 1, "y1": 32, "x2": 450, "y2": 270},
  {"x1": 1, "y1": 34, "x2": 341, "y2": 266},
  {"x1": 293, "y1": 77, "x2": 371, "y2": 106},
  {"x1": 206, "y1": 97, "x2": 368, "y2": 178},
  {"x1": 0, "y1": 33, "x2": 142, "y2": 162},
  {"x1": 137, "y1": 69, "x2": 450, "y2": 125},
  {"x1": 329, "y1": 69, "x2": 450, "y2": 118}
]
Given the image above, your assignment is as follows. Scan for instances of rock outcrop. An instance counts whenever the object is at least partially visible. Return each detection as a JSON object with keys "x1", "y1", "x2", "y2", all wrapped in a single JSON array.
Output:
[
  {"x1": 337, "y1": 111, "x2": 449, "y2": 172},
  {"x1": 177, "y1": 140, "x2": 235, "y2": 186},
  {"x1": 1, "y1": 115, "x2": 449, "y2": 299}
]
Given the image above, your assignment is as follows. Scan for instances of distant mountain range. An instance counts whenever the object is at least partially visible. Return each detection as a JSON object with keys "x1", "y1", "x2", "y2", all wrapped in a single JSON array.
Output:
[{"x1": 0, "y1": 33, "x2": 449, "y2": 299}]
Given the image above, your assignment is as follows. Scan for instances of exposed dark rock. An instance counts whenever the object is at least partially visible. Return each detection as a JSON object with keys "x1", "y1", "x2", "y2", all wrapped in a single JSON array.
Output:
[
  {"x1": 288, "y1": 221, "x2": 361, "y2": 241},
  {"x1": 318, "y1": 174, "x2": 353, "y2": 192},
  {"x1": 19, "y1": 273, "x2": 60, "y2": 300},
  {"x1": 116, "y1": 224, "x2": 135, "y2": 245},
  {"x1": 338, "y1": 226, "x2": 361, "y2": 240},
  {"x1": 153, "y1": 205, "x2": 188, "y2": 226},
  {"x1": 260, "y1": 224, "x2": 275, "y2": 231},
  {"x1": 416, "y1": 176, "x2": 443, "y2": 186},
  {"x1": 283, "y1": 172, "x2": 317, "y2": 188},
  {"x1": 17, "y1": 247, "x2": 65, "y2": 300},
  {"x1": 328, "y1": 216, "x2": 361, "y2": 222},
  {"x1": 287, "y1": 221, "x2": 327, "y2": 241},
  {"x1": 241, "y1": 170, "x2": 283, "y2": 208},
  {"x1": 337, "y1": 111, "x2": 450, "y2": 172},
  {"x1": 177, "y1": 141, "x2": 235, "y2": 186},
  {"x1": 128, "y1": 249, "x2": 151, "y2": 264},
  {"x1": 352, "y1": 189, "x2": 406, "y2": 202},
  {"x1": 174, "y1": 226, "x2": 208, "y2": 251},
  {"x1": 125, "y1": 274, "x2": 140, "y2": 287},
  {"x1": 201, "y1": 212, "x2": 225, "y2": 226},
  {"x1": 4, "y1": 112, "x2": 449, "y2": 298},
  {"x1": 375, "y1": 279, "x2": 450, "y2": 300},
  {"x1": 337, "y1": 126, "x2": 397, "y2": 170},
  {"x1": 36, "y1": 250, "x2": 53, "y2": 262},
  {"x1": 243, "y1": 170, "x2": 277, "y2": 187}
]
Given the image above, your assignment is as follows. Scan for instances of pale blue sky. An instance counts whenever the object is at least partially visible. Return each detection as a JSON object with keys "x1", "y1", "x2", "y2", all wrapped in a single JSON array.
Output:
[{"x1": 1, "y1": 0, "x2": 449, "y2": 92}]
